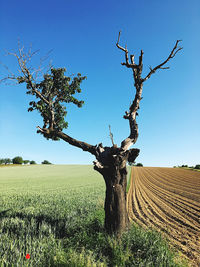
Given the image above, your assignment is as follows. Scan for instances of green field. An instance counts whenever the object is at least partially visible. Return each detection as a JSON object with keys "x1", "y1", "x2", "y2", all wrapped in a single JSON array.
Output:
[{"x1": 0, "y1": 165, "x2": 186, "y2": 266}]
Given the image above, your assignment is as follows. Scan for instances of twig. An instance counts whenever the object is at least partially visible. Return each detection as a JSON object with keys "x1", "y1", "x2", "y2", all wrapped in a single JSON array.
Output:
[{"x1": 109, "y1": 125, "x2": 115, "y2": 146}]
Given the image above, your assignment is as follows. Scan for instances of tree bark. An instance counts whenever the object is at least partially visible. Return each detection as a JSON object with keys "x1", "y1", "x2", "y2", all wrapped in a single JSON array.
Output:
[
  {"x1": 93, "y1": 145, "x2": 139, "y2": 235},
  {"x1": 103, "y1": 167, "x2": 129, "y2": 235}
]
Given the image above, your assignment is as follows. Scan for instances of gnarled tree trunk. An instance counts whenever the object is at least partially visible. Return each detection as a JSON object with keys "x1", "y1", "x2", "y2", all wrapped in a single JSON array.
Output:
[
  {"x1": 103, "y1": 167, "x2": 129, "y2": 234},
  {"x1": 94, "y1": 145, "x2": 139, "y2": 235}
]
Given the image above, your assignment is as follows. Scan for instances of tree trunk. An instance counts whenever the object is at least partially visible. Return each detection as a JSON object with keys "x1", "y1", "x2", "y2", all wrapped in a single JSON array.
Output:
[
  {"x1": 103, "y1": 167, "x2": 129, "y2": 235},
  {"x1": 93, "y1": 145, "x2": 139, "y2": 235}
]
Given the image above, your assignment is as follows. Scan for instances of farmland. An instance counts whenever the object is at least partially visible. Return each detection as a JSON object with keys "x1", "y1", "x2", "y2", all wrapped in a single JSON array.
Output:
[
  {"x1": 127, "y1": 167, "x2": 200, "y2": 266},
  {"x1": 0, "y1": 165, "x2": 105, "y2": 266},
  {"x1": 0, "y1": 164, "x2": 186, "y2": 266}
]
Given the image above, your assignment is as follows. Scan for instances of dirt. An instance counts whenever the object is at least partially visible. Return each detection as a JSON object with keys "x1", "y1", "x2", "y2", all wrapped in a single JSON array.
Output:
[{"x1": 127, "y1": 167, "x2": 200, "y2": 266}]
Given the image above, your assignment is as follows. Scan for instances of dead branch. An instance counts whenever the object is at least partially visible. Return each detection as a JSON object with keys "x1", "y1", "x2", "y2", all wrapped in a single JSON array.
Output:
[
  {"x1": 1, "y1": 42, "x2": 53, "y2": 86},
  {"x1": 116, "y1": 32, "x2": 182, "y2": 151},
  {"x1": 116, "y1": 31, "x2": 137, "y2": 69},
  {"x1": 109, "y1": 125, "x2": 115, "y2": 146},
  {"x1": 142, "y1": 40, "x2": 182, "y2": 82},
  {"x1": 116, "y1": 31, "x2": 144, "y2": 150}
]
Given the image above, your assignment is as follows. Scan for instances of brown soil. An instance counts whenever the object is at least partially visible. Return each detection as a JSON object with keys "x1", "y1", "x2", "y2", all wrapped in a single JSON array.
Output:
[{"x1": 127, "y1": 167, "x2": 200, "y2": 267}]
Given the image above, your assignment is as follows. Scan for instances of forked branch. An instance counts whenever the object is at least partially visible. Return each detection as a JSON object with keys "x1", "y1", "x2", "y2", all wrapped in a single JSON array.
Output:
[
  {"x1": 116, "y1": 32, "x2": 182, "y2": 151},
  {"x1": 143, "y1": 40, "x2": 183, "y2": 82},
  {"x1": 2, "y1": 44, "x2": 98, "y2": 156},
  {"x1": 116, "y1": 31, "x2": 137, "y2": 69}
]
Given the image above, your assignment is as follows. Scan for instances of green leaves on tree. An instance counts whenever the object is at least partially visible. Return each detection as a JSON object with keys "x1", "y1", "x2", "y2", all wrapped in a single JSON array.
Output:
[{"x1": 20, "y1": 67, "x2": 86, "y2": 139}]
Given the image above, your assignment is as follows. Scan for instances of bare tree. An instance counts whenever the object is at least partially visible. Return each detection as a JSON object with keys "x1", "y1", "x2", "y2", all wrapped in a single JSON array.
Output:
[{"x1": 1, "y1": 33, "x2": 182, "y2": 235}]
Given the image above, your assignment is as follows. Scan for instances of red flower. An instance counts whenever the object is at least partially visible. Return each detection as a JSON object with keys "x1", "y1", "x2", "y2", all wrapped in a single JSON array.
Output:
[{"x1": 26, "y1": 254, "x2": 30, "y2": 259}]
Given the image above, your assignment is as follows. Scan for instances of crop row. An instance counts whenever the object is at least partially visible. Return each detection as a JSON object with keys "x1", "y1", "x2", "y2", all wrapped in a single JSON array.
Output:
[{"x1": 127, "y1": 167, "x2": 200, "y2": 266}]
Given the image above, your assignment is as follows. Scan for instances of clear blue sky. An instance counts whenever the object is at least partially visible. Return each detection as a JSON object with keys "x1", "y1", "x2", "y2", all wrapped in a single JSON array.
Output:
[{"x1": 0, "y1": 0, "x2": 199, "y2": 166}]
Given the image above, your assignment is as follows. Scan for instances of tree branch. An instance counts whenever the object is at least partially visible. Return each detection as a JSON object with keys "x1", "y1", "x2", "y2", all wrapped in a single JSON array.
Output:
[
  {"x1": 120, "y1": 96, "x2": 140, "y2": 150},
  {"x1": 116, "y1": 31, "x2": 137, "y2": 69},
  {"x1": 28, "y1": 76, "x2": 50, "y2": 105},
  {"x1": 36, "y1": 126, "x2": 97, "y2": 156},
  {"x1": 117, "y1": 33, "x2": 182, "y2": 151},
  {"x1": 116, "y1": 31, "x2": 144, "y2": 151},
  {"x1": 142, "y1": 40, "x2": 182, "y2": 82},
  {"x1": 57, "y1": 131, "x2": 97, "y2": 156},
  {"x1": 3, "y1": 47, "x2": 56, "y2": 130},
  {"x1": 109, "y1": 125, "x2": 115, "y2": 146}
]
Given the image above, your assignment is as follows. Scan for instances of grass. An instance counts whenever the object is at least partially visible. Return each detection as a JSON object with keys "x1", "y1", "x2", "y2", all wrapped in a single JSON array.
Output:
[
  {"x1": 126, "y1": 166, "x2": 132, "y2": 193},
  {"x1": 178, "y1": 166, "x2": 200, "y2": 172},
  {"x1": 0, "y1": 164, "x2": 25, "y2": 168},
  {"x1": 0, "y1": 165, "x2": 187, "y2": 266}
]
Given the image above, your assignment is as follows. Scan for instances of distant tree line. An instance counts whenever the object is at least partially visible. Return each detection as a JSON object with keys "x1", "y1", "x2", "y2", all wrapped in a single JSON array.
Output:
[
  {"x1": 128, "y1": 162, "x2": 143, "y2": 167},
  {"x1": 0, "y1": 157, "x2": 52, "y2": 165},
  {"x1": 174, "y1": 164, "x2": 200, "y2": 170}
]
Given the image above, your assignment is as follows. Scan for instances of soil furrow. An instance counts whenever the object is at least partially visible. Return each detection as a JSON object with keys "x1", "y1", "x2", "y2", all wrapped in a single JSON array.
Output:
[
  {"x1": 127, "y1": 167, "x2": 200, "y2": 267},
  {"x1": 138, "y1": 169, "x2": 200, "y2": 227},
  {"x1": 142, "y1": 168, "x2": 200, "y2": 203},
  {"x1": 139, "y1": 172, "x2": 200, "y2": 233},
  {"x1": 129, "y1": 168, "x2": 199, "y2": 264}
]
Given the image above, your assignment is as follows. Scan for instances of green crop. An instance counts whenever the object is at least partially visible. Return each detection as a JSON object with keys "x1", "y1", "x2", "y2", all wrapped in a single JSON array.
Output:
[{"x1": 0, "y1": 165, "x2": 105, "y2": 266}]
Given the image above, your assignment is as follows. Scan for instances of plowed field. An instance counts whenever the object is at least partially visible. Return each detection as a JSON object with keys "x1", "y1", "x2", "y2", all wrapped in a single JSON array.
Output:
[{"x1": 127, "y1": 167, "x2": 200, "y2": 266}]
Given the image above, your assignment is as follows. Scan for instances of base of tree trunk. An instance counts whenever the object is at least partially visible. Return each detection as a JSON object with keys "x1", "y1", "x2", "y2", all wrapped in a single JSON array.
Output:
[
  {"x1": 93, "y1": 145, "x2": 139, "y2": 236},
  {"x1": 104, "y1": 181, "x2": 130, "y2": 235}
]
